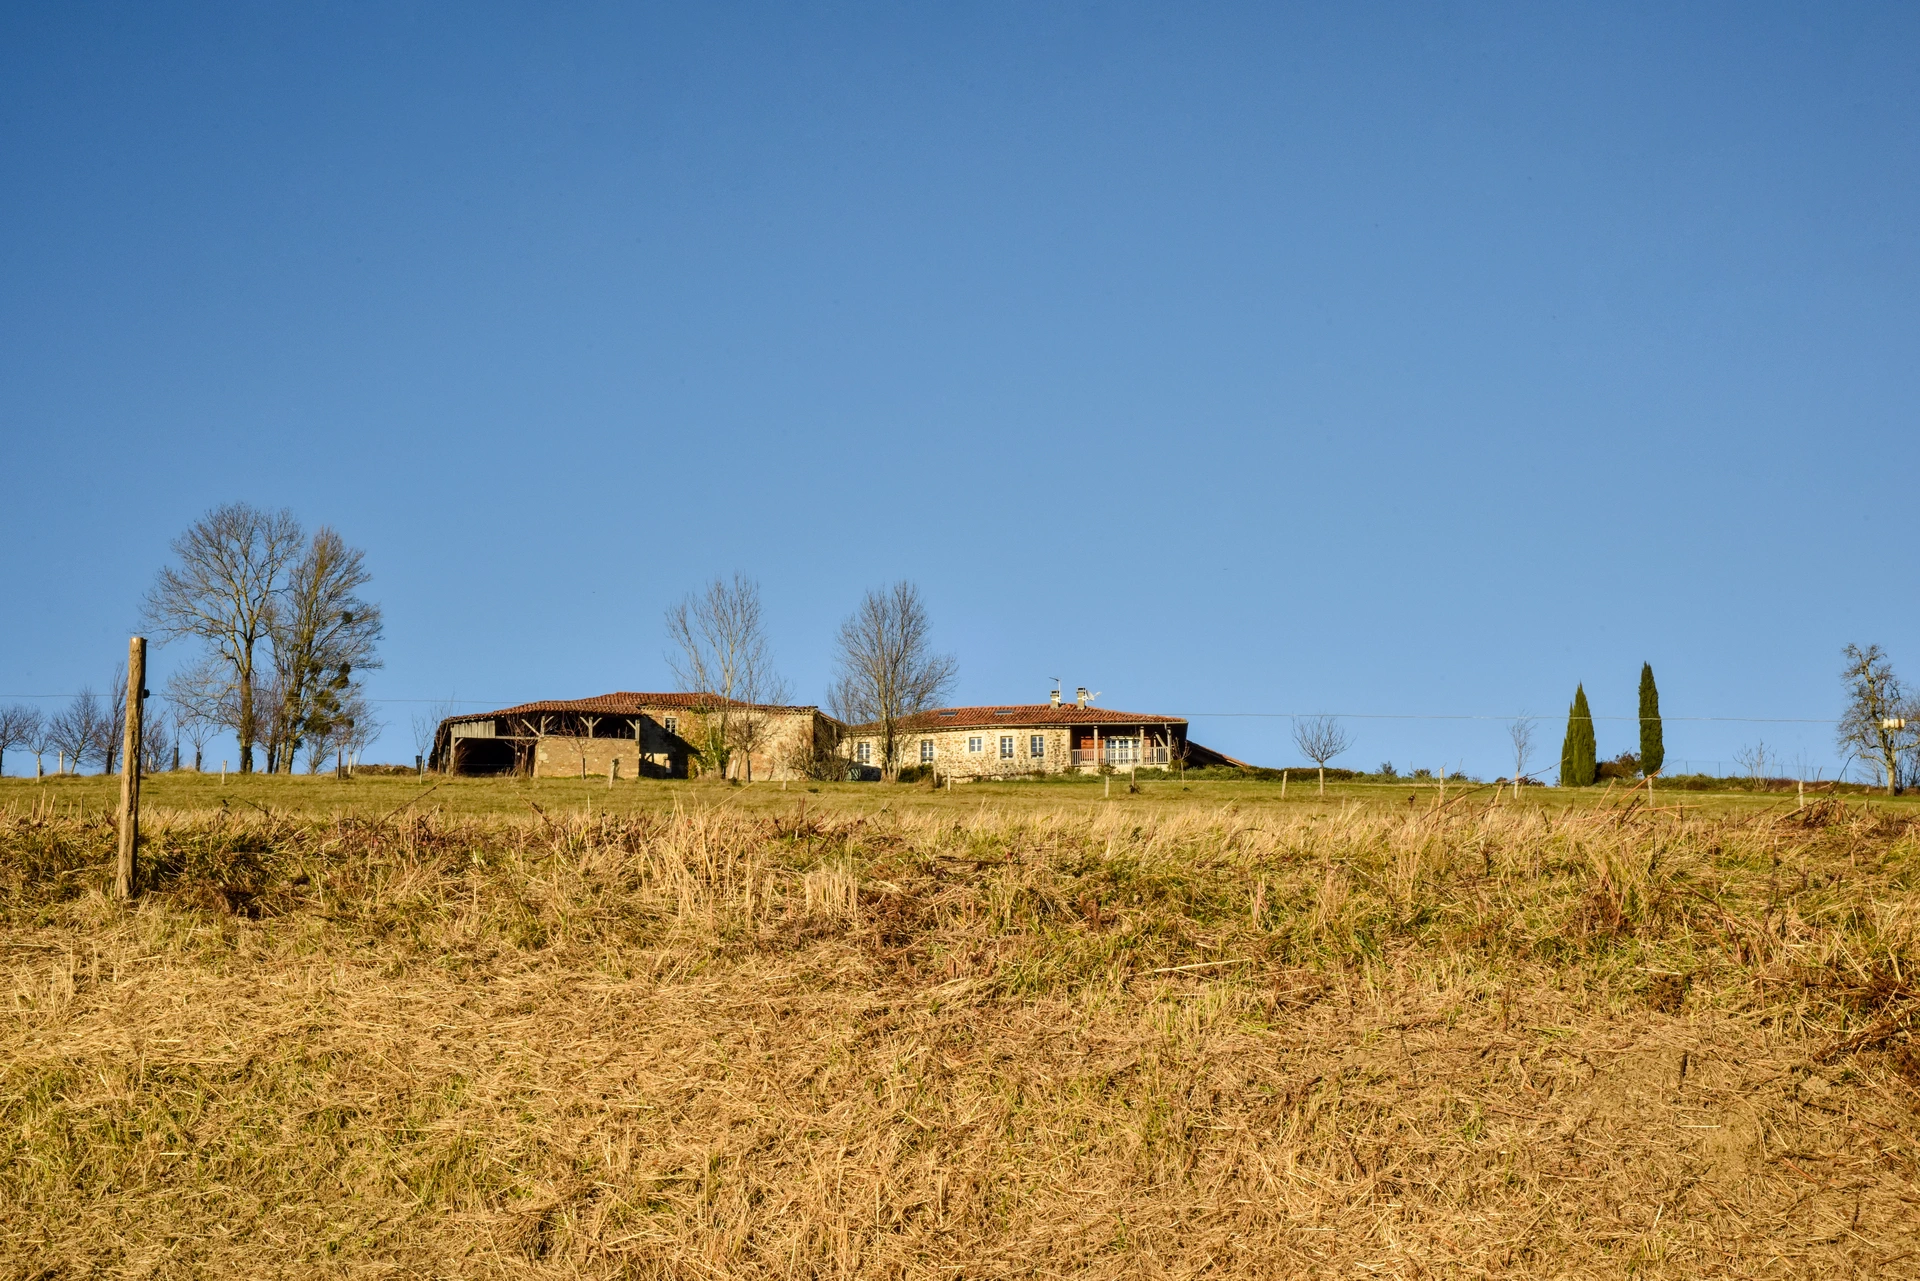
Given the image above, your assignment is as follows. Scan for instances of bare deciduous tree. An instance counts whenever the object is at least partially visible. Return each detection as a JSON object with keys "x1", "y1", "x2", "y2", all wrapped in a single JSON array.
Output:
[
  {"x1": 1292, "y1": 715, "x2": 1354, "y2": 795},
  {"x1": 266, "y1": 528, "x2": 384, "y2": 774},
  {"x1": 96, "y1": 662, "x2": 127, "y2": 777},
  {"x1": 1733, "y1": 740, "x2": 1773, "y2": 781},
  {"x1": 412, "y1": 699, "x2": 458, "y2": 770},
  {"x1": 0, "y1": 704, "x2": 40, "y2": 778},
  {"x1": 141, "y1": 709, "x2": 176, "y2": 774},
  {"x1": 830, "y1": 581, "x2": 956, "y2": 781},
  {"x1": 26, "y1": 709, "x2": 55, "y2": 779},
  {"x1": 666, "y1": 575, "x2": 789, "y2": 781},
  {"x1": 1837, "y1": 643, "x2": 1917, "y2": 796},
  {"x1": 166, "y1": 656, "x2": 231, "y2": 772},
  {"x1": 1508, "y1": 716, "x2": 1535, "y2": 787},
  {"x1": 144, "y1": 503, "x2": 305, "y2": 773},
  {"x1": 305, "y1": 687, "x2": 378, "y2": 775},
  {"x1": 305, "y1": 722, "x2": 337, "y2": 775},
  {"x1": 342, "y1": 692, "x2": 382, "y2": 773},
  {"x1": 46, "y1": 689, "x2": 104, "y2": 775}
]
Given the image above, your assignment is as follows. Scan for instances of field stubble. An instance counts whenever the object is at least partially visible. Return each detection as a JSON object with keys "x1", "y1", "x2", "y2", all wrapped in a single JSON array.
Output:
[{"x1": 3, "y1": 790, "x2": 1919, "y2": 1277}]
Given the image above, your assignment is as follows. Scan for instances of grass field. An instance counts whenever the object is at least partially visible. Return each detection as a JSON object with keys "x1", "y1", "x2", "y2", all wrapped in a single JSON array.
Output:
[
  {"x1": 6, "y1": 767, "x2": 1905, "y2": 823},
  {"x1": 4, "y1": 776, "x2": 1919, "y2": 1276}
]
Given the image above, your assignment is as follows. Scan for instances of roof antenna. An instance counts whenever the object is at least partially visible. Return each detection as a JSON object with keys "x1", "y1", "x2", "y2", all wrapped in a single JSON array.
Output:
[{"x1": 1049, "y1": 676, "x2": 1062, "y2": 708}]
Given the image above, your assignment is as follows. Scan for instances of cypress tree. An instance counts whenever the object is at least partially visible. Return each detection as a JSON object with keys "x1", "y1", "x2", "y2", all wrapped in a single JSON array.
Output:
[
  {"x1": 1638, "y1": 662, "x2": 1664, "y2": 778},
  {"x1": 1560, "y1": 684, "x2": 1597, "y2": 786}
]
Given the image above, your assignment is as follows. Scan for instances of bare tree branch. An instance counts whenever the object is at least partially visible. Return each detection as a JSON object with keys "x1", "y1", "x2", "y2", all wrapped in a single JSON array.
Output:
[
  {"x1": 25, "y1": 708, "x2": 56, "y2": 778},
  {"x1": 412, "y1": 700, "x2": 458, "y2": 766},
  {"x1": 1837, "y1": 643, "x2": 1917, "y2": 796},
  {"x1": 0, "y1": 704, "x2": 39, "y2": 779},
  {"x1": 143, "y1": 503, "x2": 304, "y2": 773},
  {"x1": 141, "y1": 708, "x2": 176, "y2": 774},
  {"x1": 266, "y1": 527, "x2": 383, "y2": 773},
  {"x1": 831, "y1": 581, "x2": 956, "y2": 780},
  {"x1": 1508, "y1": 717, "x2": 1535, "y2": 784},
  {"x1": 305, "y1": 685, "x2": 379, "y2": 774},
  {"x1": 1292, "y1": 715, "x2": 1353, "y2": 795},
  {"x1": 95, "y1": 662, "x2": 126, "y2": 776},
  {"x1": 665, "y1": 575, "x2": 785, "y2": 780},
  {"x1": 1733, "y1": 740, "x2": 1774, "y2": 781},
  {"x1": 165, "y1": 655, "x2": 233, "y2": 771},
  {"x1": 46, "y1": 689, "x2": 104, "y2": 775}
]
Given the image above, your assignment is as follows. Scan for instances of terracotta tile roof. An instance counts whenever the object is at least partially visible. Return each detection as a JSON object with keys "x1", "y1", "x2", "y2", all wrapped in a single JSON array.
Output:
[
  {"x1": 849, "y1": 703, "x2": 1187, "y2": 734},
  {"x1": 445, "y1": 692, "x2": 821, "y2": 723}
]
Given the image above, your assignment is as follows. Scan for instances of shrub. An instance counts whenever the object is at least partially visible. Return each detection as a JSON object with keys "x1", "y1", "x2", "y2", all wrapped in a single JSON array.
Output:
[{"x1": 1596, "y1": 752, "x2": 1640, "y2": 782}]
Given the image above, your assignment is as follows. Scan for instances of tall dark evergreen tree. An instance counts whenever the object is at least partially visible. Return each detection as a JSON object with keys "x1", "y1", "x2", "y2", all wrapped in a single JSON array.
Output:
[
  {"x1": 1638, "y1": 662, "x2": 1664, "y2": 777},
  {"x1": 1560, "y1": 684, "x2": 1597, "y2": 786}
]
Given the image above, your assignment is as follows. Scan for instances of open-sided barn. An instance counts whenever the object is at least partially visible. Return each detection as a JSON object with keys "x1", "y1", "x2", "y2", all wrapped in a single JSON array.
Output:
[{"x1": 429, "y1": 693, "x2": 838, "y2": 781}]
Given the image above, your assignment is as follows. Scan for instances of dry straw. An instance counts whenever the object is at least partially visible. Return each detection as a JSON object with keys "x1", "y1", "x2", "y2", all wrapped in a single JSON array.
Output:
[{"x1": 3, "y1": 794, "x2": 1918, "y2": 1276}]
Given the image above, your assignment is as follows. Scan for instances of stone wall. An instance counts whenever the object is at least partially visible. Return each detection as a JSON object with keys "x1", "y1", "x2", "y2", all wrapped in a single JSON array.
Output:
[
  {"x1": 530, "y1": 708, "x2": 831, "y2": 781},
  {"x1": 532, "y1": 734, "x2": 644, "y2": 780},
  {"x1": 848, "y1": 725, "x2": 1075, "y2": 779},
  {"x1": 845, "y1": 721, "x2": 1185, "y2": 780}
]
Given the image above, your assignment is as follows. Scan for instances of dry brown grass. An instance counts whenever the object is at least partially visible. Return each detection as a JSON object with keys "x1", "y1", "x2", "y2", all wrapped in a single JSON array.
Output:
[{"x1": 4, "y1": 793, "x2": 1920, "y2": 1277}]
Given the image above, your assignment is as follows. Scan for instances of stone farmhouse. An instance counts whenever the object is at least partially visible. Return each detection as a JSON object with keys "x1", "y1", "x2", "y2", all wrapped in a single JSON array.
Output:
[
  {"x1": 429, "y1": 692, "x2": 837, "y2": 781},
  {"x1": 843, "y1": 688, "x2": 1243, "y2": 781}
]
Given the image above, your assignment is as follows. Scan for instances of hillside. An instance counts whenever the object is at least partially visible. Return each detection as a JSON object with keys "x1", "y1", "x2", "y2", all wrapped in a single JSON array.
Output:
[{"x1": 4, "y1": 788, "x2": 1918, "y2": 1276}]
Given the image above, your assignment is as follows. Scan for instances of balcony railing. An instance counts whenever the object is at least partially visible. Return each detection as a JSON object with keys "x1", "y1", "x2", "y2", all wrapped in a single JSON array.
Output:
[{"x1": 1071, "y1": 744, "x2": 1171, "y2": 768}]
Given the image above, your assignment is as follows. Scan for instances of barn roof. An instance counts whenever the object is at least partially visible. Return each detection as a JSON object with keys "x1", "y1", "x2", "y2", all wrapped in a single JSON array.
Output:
[{"x1": 444, "y1": 692, "x2": 821, "y2": 723}]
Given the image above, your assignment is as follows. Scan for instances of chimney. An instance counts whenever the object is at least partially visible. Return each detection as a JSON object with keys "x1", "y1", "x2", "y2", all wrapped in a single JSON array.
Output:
[
  {"x1": 1076, "y1": 687, "x2": 1090, "y2": 708},
  {"x1": 1049, "y1": 688, "x2": 1061, "y2": 707}
]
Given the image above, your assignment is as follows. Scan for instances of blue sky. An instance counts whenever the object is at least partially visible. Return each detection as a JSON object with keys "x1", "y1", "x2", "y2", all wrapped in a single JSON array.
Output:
[{"x1": 2, "y1": 3, "x2": 1915, "y2": 778}]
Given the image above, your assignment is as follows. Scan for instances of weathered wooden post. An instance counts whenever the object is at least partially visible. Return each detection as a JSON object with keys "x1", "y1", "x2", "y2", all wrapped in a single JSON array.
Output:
[
  {"x1": 608, "y1": 758, "x2": 616, "y2": 788},
  {"x1": 116, "y1": 636, "x2": 147, "y2": 901}
]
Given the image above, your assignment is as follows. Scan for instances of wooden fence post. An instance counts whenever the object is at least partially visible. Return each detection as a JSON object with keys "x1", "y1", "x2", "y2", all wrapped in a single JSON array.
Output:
[{"x1": 116, "y1": 636, "x2": 146, "y2": 900}]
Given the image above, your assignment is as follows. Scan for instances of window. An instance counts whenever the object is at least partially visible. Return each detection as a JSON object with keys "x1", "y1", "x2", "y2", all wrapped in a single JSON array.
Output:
[
  {"x1": 967, "y1": 735, "x2": 984, "y2": 753},
  {"x1": 663, "y1": 716, "x2": 678, "y2": 735},
  {"x1": 999, "y1": 735, "x2": 1015, "y2": 759},
  {"x1": 1029, "y1": 734, "x2": 1045, "y2": 759},
  {"x1": 1105, "y1": 737, "x2": 1140, "y2": 765},
  {"x1": 856, "y1": 741, "x2": 872, "y2": 764},
  {"x1": 920, "y1": 739, "x2": 934, "y2": 763}
]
